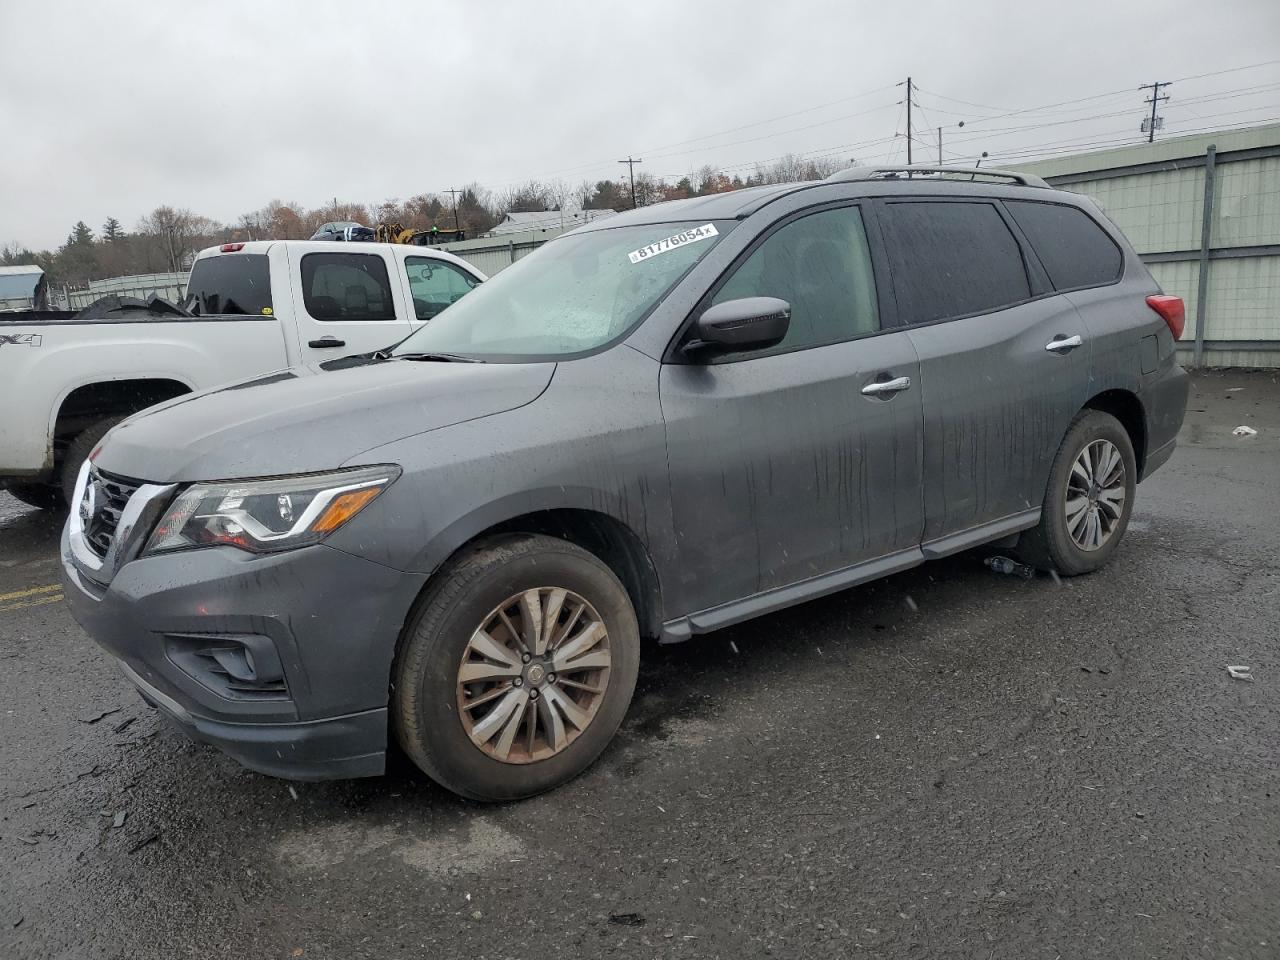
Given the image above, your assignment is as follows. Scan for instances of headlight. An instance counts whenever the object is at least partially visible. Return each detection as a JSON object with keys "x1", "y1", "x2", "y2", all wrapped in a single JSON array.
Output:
[{"x1": 143, "y1": 465, "x2": 400, "y2": 556}]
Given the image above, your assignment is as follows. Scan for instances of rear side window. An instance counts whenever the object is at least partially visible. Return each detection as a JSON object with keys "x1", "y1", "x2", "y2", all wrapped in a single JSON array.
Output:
[
  {"x1": 883, "y1": 201, "x2": 1031, "y2": 325},
  {"x1": 301, "y1": 253, "x2": 395, "y2": 321},
  {"x1": 185, "y1": 254, "x2": 273, "y2": 316},
  {"x1": 711, "y1": 205, "x2": 880, "y2": 354},
  {"x1": 1005, "y1": 200, "x2": 1123, "y2": 290}
]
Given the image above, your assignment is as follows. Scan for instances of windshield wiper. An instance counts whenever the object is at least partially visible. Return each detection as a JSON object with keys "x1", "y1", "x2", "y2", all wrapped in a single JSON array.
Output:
[{"x1": 387, "y1": 351, "x2": 483, "y2": 363}]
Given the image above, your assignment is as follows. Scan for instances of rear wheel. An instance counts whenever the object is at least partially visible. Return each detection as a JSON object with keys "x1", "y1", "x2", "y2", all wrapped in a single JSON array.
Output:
[
  {"x1": 1018, "y1": 410, "x2": 1136, "y2": 576},
  {"x1": 393, "y1": 534, "x2": 640, "y2": 801}
]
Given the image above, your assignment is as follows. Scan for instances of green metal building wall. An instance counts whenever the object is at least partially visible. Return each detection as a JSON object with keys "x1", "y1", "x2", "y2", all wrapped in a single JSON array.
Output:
[{"x1": 1020, "y1": 123, "x2": 1280, "y2": 367}]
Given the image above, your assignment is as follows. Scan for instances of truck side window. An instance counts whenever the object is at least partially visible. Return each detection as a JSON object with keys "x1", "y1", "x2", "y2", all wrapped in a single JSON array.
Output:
[
  {"x1": 301, "y1": 253, "x2": 396, "y2": 321},
  {"x1": 405, "y1": 257, "x2": 479, "y2": 320}
]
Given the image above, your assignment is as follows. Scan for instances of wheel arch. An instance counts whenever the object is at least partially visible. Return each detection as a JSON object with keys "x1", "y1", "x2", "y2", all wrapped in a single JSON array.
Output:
[
  {"x1": 52, "y1": 376, "x2": 193, "y2": 445},
  {"x1": 1083, "y1": 388, "x2": 1147, "y2": 477},
  {"x1": 421, "y1": 507, "x2": 664, "y2": 643}
]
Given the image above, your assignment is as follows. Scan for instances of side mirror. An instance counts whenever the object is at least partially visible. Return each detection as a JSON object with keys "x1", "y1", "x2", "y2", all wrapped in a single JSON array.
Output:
[{"x1": 684, "y1": 297, "x2": 790, "y2": 357}]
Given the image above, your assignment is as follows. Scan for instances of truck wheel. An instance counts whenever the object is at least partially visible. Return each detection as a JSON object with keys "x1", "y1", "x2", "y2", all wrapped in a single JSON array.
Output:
[
  {"x1": 4, "y1": 482, "x2": 64, "y2": 511},
  {"x1": 60, "y1": 417, "x2": 124, "y2": 504},
  {"x1": 393, "y1": 534, "x2": 640, "y2": 802},
  {"x1": 1018, "y1": 410, "x2": 1136, "y2": 576}
]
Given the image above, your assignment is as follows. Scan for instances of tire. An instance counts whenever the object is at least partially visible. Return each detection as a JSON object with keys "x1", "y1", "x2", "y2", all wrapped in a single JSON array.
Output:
[
  {"x1": 1018, "y1": 409, "x2": 1137, "y2": 576},
  {"x1": 393, "y1": 534, "x2": 640, "y2": 801},
  {"x1": 59, "y1": 417, "x2": 124, "y2": 504},
  {"x1": 3, "y1": 482, "x2": 64, "y2": 511}
]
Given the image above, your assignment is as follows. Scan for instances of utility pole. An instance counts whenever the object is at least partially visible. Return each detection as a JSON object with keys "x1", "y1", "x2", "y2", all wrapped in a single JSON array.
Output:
[
  {"x1": 938, "y1": 126, "x2": 943, "y2": 165},
  {"x1": 443, "y1": 188, "x2": 462, "y2": 231},
  {"x1": 905, "y1": 76, "x2": 913, "y2": 165},
  {"x1": 1140, "y1": 81, "x2": 1172, "y2": 143},
  {"x1": 618, "y1": 157, "x2": 643, "y2": 208}
]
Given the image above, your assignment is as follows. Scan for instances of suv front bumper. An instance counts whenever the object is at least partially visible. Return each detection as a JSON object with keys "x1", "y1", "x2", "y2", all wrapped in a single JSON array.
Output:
[{"x1": 61, "y1": 526, "x2": 426, "y2": 780}]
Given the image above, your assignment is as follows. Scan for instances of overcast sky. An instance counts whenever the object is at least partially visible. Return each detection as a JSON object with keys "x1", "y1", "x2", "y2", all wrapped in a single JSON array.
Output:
[{"x1": 1, "y1": 0, "x2": 1277, "y2": 250}]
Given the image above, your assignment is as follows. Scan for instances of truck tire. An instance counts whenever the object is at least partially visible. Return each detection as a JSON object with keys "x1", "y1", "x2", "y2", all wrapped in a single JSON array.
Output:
[
  {"x1": 393, "y1": 534, "x2": 640, "y2": 802},
  {"x1": 60, "y1": 417, "x2": 125, "y2": 505},
  {"x1": 4, "y1": 482, "x2": 64, "y2": 511},
  {"x1": 1018, "y1": 409, "x2": 1136, "y2": 576}
]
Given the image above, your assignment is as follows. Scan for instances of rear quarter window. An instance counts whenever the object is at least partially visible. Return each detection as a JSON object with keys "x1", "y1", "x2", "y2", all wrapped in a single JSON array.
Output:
[
  {"x1": 185, "y1": 254, "x2": 273, "y2": 316},
  {"x1": 1005, "y1": 200, "x2": 1123, "y2": 290}
]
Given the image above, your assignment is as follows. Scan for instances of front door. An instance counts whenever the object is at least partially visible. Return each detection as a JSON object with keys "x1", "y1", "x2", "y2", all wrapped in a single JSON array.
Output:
[
  {"x1": 661, "y1": 204, "x2": 925, "y2": 616},
  {"x1": 877, "y1": 198, "x2": 1092, "y2": 543},
  {"x1": 289, "y1": 248, "x2": 416, "y2": 363}
]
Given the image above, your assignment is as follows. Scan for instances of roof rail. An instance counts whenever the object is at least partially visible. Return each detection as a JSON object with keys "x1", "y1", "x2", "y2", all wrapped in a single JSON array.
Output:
[{"x1": 825, "y1": 165, "x2": 1050, "y2": 189}]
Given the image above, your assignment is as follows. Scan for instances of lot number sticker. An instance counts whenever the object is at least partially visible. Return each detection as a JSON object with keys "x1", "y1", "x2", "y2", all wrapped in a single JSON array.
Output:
[{"x1": 628, "y1": 223, "x2": 718, "y2": 264}]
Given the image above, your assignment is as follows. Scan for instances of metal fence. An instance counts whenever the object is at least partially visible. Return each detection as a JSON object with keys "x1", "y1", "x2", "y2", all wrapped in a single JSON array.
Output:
[
  {"x1": 438, "y1": 229, "x2": 564, "y2": 275},
  {"x1": 65, "y1": 272, "x2": 188, "y2": 310},
  {"x1": 1022, "y1": 123, "x2": 1280, "y2": 368}
]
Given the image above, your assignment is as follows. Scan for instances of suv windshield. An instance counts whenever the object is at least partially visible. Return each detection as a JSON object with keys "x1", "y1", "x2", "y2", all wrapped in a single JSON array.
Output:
[
  {"x1": 185, "y1": 254, "x2": 273, "y2": 316},
  {"x1": 391, "y1": 221, "x2": 726, "y2": 359}
]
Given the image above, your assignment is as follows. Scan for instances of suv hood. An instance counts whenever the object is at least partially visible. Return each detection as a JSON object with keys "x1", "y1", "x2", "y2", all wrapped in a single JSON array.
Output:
[{"x1": 95, "y1": 360, "x2": 555, "y2": 482}]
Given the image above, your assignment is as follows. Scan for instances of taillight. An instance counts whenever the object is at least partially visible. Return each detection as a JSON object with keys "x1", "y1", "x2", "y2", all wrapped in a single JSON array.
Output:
[
  {"x1": 1146, "y1": 295, "x2": 1185, "y2": 340},
  {"x1": 220, "y1": 242, "x2": 246, "y2": 253}
]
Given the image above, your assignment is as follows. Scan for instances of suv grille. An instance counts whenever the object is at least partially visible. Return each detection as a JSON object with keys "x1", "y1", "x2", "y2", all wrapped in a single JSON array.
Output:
[{"x1": 84, "y1": 470, "x2": 142, "y2": 558}]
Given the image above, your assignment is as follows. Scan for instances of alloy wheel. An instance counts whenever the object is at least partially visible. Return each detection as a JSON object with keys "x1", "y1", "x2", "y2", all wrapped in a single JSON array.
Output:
[
  {"x1": 1065, "y1": 438, "x2": 1126, "y2": 552},
  {"x1": 456, "y1": 587, "x2": 611, "y2": 764}
]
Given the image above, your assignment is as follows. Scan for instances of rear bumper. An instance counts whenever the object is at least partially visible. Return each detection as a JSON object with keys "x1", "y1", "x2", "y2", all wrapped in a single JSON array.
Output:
[{"x1": 1139, "y1": 360, "x2": 1189, "y2": 481}]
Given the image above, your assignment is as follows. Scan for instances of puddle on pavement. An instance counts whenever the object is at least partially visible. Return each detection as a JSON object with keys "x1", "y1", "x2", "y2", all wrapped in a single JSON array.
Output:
[{"x1": 276, "y1": 816, "x2": 522, "y2": 877}]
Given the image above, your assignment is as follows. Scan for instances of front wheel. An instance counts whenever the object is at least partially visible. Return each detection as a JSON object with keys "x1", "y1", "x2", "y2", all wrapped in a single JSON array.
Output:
[
  {"x1": 393, "y1": 534, "x2": 640, "y2": 801},
  {"x1": 1018, "y1": 410, "x2": 1137, "y2": 576}
]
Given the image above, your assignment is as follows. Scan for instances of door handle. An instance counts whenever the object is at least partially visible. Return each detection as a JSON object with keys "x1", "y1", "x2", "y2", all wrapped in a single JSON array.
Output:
[
  {"x1": 308, "y1": 337, "x2": 347, "y2": 348},
  {"x1": 861, "y1": 375, "x2": 912, "y2": 397},
  {"x1": 1045, "y1": 334, "x2": 1083, "y2": 354}
]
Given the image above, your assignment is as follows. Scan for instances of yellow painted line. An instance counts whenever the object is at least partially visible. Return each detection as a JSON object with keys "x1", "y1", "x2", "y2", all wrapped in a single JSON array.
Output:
[
  {"x1": 0, "y1": 584, "x2": 61, "y2": 603},
  {"x1": 0, "y1": 593, "x2": 63, "y2": 614}
]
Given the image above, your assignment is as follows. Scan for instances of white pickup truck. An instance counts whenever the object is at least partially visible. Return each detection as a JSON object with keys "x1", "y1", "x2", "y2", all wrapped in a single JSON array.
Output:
[{"x1": 0, "y1": 239, "x2": 485, "y2": 507}]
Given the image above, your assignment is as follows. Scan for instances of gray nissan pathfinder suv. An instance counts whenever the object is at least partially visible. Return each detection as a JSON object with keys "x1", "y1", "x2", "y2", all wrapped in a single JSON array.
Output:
[{"x1": 62, "y1": 166, "x2": 1189, "y2": 801}]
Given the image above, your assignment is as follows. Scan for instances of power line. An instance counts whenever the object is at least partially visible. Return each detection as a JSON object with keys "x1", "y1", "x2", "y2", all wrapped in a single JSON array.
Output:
[{"x1": 637, "y1": 83, "x2": 898, "y2": 154}]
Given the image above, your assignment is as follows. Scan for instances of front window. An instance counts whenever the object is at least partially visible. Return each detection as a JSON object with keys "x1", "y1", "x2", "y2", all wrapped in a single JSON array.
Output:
[
  {"x1": 391, "y1": 221, "x2": 727, "y2": 359},
  {"x1": 406, "y1": 257, "x2": 480, "y2": 320}
]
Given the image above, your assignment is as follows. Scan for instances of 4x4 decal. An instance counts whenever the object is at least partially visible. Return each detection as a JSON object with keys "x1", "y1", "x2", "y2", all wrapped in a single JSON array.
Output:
[{"x1": 0, "y1": 333, "x2": 42, "y2": 347}]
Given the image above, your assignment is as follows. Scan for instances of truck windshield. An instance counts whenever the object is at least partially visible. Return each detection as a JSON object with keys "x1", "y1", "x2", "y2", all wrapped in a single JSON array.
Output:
[
  {"x1": 185, "y1": 254, "x2": 274, "y2": 316},
  {"x1": 391, "y1": 221, "x2": 726, "y2": 360}
]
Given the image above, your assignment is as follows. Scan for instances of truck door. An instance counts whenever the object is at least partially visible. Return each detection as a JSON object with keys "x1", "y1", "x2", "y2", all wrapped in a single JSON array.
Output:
[{"x1": 289, "y1": 247, "x2": 416, "y2": 362}]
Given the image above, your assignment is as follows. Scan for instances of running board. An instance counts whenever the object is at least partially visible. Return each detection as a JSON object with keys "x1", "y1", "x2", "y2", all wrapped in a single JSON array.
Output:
[{"x1": 658, "y1": 508, "x2": 1042, "y2": 644}]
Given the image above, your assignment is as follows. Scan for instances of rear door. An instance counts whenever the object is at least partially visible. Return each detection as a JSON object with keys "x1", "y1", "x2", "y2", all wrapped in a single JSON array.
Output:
[
  {"x1": 288, "y1": 247, "x2": 415, "y2": 362},
  {"x1": 878, "y1": 197, "x2": 1091, "y2": 547},
  {"x1": 661, "y1": 203, "x2": 925, "y2": 615}
]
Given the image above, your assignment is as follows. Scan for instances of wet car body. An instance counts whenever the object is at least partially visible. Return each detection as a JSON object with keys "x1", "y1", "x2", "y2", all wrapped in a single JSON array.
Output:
[{"x1": 62, "y1": 168, "x2": 1189, "y2": 792}]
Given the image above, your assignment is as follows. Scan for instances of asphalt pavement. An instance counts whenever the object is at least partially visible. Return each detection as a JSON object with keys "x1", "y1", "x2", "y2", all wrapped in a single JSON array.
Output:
[{"x1": 1, "y1": 369, "x2": 1277, "y2": 960}]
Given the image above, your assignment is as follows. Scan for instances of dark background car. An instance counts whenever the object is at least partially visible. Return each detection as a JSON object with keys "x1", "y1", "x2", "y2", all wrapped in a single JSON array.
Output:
[
  {"x1": 309, "y1": 220, "x2": 376, "y2": 242},
  {"x1": 61, "y1": 165, "x2": 1188, "y2": 802}
]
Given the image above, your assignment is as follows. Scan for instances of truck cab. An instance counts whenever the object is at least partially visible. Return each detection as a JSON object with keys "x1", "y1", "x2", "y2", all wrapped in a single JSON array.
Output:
[{"x1": 0, "y1": 241, "x2": 485, "y2": 505}]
